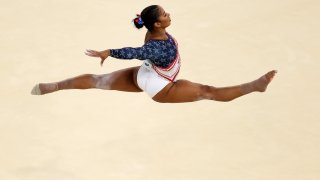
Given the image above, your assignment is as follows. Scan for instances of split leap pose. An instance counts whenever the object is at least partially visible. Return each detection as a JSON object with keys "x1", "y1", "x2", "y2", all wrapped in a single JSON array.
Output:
[{"x1": 31, "y1": 5, "x2": 277, "y2": 103}]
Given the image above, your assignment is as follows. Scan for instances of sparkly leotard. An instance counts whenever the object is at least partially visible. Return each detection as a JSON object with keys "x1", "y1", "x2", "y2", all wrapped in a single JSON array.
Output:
[{"x1": 110, "y1": 33, "x2": 181, "y2": 97}]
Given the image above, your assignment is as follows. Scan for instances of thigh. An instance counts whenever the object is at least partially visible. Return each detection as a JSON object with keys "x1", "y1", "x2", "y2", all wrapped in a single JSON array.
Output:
[
  {"x1": 152, "y1": 79, "x2": 205, "y2": 103},
  {"x1": 100, "y1": 66, "x2": 142, "y2": 92}
]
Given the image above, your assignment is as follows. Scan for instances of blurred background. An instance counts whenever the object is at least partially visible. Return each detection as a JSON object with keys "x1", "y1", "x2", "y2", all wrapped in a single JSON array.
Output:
[{"x1": 1, "y1": 0, "x2": 319, "y2": 179}]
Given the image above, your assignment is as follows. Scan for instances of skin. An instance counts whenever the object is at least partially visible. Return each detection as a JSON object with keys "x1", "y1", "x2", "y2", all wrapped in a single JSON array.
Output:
[{"x1": 33, "y1": 6, "x2": 277, "y2": 103}]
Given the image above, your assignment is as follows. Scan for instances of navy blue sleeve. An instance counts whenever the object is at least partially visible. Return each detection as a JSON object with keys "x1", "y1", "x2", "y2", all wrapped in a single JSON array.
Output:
[
  {"x1": 110, "y1": 43, "x2": 154, "y2": 60},
  {"x1": 109, "y1": 38, "x2": 178, "y2": 68}
]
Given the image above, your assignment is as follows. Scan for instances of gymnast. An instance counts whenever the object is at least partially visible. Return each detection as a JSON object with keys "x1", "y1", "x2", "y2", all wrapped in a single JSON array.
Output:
[{"x1": 31, "y1": 5, "x2": 277, "y2": 103}]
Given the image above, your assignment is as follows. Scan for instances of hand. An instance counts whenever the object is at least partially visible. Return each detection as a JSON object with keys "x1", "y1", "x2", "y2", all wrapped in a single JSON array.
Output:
[{"x1": 85, "y1": 49, "x2": 110, "y2": 66}]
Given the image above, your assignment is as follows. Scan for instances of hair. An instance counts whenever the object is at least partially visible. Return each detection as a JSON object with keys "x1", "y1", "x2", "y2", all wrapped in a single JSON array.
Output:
[{"x1": 133, "y1": 5, "x2": 160, "y2": 31}]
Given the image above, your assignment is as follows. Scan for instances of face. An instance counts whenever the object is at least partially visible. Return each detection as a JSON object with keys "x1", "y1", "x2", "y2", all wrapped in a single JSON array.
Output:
[{"x1": 155, "y1": 6, "x2": 171, "y2": 29}]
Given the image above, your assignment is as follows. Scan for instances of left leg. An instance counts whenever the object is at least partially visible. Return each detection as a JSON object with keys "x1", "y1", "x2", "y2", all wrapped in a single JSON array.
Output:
[{"x1": 152, "y1": 70, "x2": 277, "y2": 103}]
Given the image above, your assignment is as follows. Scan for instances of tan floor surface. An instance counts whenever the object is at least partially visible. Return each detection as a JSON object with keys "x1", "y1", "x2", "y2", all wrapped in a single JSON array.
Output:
[{"x1": 1, "y1": 0, "x2": 320, "y2": 179}]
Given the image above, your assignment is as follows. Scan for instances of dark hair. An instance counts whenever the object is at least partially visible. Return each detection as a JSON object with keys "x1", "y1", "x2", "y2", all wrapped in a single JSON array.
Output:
[{"x1": 133, "y1": 5, "x2": 160, "y2": 31}]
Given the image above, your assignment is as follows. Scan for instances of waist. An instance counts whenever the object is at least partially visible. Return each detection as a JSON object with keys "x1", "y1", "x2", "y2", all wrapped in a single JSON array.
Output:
[{"x1": 143, "y1": 57, "x2": 180, "y2": 82}]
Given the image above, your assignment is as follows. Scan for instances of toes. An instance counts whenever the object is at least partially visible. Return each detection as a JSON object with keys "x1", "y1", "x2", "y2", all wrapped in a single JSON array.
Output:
[
  {"x1": 266, "y1": 70, "x2": 277, "y2": 81},
  {"x1": 31, "y1": 84, "x2": 42, "y2": 95}
]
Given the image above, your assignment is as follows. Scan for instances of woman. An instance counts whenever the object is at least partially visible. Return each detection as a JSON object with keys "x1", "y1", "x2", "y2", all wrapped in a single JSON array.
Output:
[{"x1": 31, "y1": 5, "x2": 277, "y2": 103}]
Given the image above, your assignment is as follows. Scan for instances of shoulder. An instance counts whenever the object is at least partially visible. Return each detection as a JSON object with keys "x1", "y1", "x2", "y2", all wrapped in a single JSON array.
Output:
[{"x1": 143, "y1": 39, "x2": 159, "y2": 47}]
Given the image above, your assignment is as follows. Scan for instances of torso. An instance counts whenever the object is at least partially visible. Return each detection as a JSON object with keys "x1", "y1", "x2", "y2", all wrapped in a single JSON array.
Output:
[{"x1": 144, "y1": 32, "x2": 178, "y2": 68}]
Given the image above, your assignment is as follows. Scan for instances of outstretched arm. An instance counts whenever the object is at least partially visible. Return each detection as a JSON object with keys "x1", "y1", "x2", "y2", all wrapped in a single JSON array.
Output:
[
  {"x1": 109, "y1": 46, "x2": 150, "y2": 60},
  {"x1": 86, "y1": 44, "x2": 154, "y2": 66}
]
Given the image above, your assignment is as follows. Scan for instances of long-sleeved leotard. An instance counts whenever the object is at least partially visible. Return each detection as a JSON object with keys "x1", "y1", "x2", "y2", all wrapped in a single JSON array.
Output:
[{"x1": 110, "y1": 34, "x2": 178, "y2": 69}]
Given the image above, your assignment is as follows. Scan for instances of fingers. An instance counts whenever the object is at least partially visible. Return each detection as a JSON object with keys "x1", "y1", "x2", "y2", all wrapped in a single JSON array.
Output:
[
  {"x1": 85, "y1": 49, "x2": 106, "y2": 67},
  {"x1": 85, "y1": 49, "x2": 95, "y2": 56},
  {"x1": 85, "y1": 49, "x2": 100, "y2": 57}
]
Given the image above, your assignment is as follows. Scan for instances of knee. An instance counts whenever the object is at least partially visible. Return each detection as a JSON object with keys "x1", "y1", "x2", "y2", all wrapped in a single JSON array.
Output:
[
  {"x1": 94, "y1": 74, "x2": 113, "y2": 90},
  {"x1": 199, "y1": 85, "x2": 218, "y2": 101},
  {"x1": 200, "y1": 85, "x2": 233, "y2": 102}
]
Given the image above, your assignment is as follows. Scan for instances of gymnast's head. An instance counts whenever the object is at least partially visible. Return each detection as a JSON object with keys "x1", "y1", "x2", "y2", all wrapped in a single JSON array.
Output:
[{"x1": 133, "y1": 5, "x2": 171, "y2": 31}]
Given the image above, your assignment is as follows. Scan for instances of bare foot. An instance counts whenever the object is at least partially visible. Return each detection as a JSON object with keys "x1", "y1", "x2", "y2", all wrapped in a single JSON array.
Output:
[
  {"x1": 31, "y1": 83, "x2": 58, "y2": 95},
  {"x1": 254, "y1": 70, "x2": 277, "y2": 92}
]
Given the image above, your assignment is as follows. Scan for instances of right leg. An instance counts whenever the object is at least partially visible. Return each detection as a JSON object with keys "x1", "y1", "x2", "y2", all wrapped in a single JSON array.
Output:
[
  {"x1": 152, "y1": 70, "x2": 277, "y2": 103},
  {"x1": 31, "y1": 66, "x2": 142, "y2": 95}
]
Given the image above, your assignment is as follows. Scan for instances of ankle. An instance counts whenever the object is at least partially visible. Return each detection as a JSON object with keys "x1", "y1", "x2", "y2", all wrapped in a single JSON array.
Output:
[{"x1": 240, "y1": 82, "x2": 256, "y2": 94}]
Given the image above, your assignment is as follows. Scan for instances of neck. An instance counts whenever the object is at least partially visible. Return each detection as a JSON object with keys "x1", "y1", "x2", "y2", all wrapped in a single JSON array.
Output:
[{"x1": 149, "y1": 28, "x2": 167, "y2": 40}]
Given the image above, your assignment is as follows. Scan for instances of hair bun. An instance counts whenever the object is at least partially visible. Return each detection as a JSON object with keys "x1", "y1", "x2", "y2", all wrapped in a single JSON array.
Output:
[{"x1": 133, "y1": 15, "x2": 144, "y2": 29}]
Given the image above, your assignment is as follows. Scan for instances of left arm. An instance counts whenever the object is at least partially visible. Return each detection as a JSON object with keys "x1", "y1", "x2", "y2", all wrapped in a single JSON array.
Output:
[{"x1": 86, "y1": 43, "x2": 154, "y2": 66}]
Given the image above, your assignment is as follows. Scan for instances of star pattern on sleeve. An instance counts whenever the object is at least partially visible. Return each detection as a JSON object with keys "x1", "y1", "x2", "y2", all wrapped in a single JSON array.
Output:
[{"x1": 110, "y1": 36, "x2": 178, "y2": 68}]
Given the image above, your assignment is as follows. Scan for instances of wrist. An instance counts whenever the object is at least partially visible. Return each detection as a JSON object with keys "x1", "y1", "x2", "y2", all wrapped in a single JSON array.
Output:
[{"x1": 103, "y1": 49, "x2": 111, "y2": 56}]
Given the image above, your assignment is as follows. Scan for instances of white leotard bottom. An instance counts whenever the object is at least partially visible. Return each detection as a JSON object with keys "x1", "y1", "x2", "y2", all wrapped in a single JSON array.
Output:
[{"x1": 137, "y1": 60, "x2": 178, "y2": 97}]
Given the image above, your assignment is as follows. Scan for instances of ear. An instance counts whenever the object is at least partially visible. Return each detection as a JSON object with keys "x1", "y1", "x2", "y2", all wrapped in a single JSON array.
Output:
[{"x1": 154, "y1": 21, "x2": 161, "y2": 28}]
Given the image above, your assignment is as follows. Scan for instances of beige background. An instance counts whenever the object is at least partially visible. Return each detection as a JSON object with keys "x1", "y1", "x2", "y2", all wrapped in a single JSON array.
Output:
[{"x1": 1, "y1": 0, "x2": 320, "y2": 179}]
